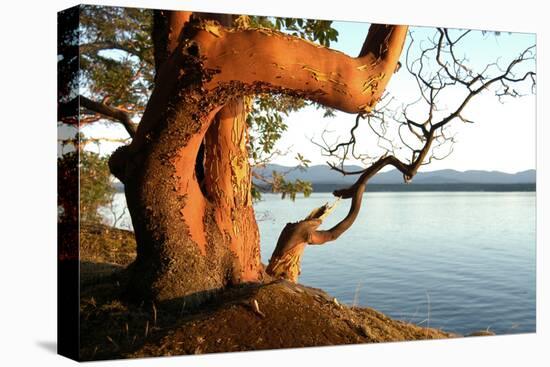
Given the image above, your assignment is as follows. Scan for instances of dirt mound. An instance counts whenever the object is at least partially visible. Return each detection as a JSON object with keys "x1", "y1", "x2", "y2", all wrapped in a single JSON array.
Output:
[
  {"x1": 80, "y1": 276, "x2": 454, "y2": 361},
  {"x1": 130, "y1": 280, "x2": 455, "y2": 358}
]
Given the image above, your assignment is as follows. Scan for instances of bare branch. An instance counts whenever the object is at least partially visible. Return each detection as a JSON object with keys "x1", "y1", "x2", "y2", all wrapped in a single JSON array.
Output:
[{"x1": 59, "y1": 95, "x2": 137, "y2": 138}]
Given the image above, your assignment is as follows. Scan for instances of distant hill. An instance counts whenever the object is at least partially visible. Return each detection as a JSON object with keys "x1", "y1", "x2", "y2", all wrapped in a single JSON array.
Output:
[
  {"x1": 113, "y1": 165, "x2": 535, "y2": 193},
  {"x1": 253, "y1": 164, "x2": 536, "y2": 185}
]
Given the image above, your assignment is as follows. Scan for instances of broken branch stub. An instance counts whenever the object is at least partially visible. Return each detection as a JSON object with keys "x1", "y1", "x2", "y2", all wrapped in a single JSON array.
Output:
[{"x1": 266, "y1": 200, "x2": 340, "y2": 282}]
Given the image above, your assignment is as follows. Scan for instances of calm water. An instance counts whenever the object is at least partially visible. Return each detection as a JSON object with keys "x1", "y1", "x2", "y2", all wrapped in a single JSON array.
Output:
[
  {"x1": 104, "y1": 191, "x2": 536, "y2": 335},
  {"x1": 255, "y1": 192, "x2": 536, "y2": 335}
]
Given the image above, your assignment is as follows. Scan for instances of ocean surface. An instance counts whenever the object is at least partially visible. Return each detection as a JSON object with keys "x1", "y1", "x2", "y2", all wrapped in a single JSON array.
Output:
[{"x1": 103, "y1": 191, "x2": 536, "y2": 336}]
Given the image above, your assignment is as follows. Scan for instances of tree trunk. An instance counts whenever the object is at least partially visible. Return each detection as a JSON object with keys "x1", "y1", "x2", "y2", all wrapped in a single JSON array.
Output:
[
  {"x1": 110, "y1": 13, "x2": 265, "y2": 304},
  {"x1": 116, "y1": 101, "x2": 234, "y2": 303},
  {"x1": 114, "y1": 99, "x2": 263, "y2": 303},
  {"x1": 203, "y1": 98, "x2": 263, "y2": 284}
]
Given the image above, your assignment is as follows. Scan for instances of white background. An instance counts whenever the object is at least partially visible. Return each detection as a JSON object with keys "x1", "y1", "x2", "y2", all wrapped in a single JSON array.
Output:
[{"x1": 0, "y1": 0, "x2": 547, "y2": 366}]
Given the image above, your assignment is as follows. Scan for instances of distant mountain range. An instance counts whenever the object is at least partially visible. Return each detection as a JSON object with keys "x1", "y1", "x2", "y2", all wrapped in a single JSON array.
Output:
[
  {"x1": 113, "y1": 165, "x2": 535, "y2": 193},
  {"x1": 253, "y1": 164, "x2": 536, "y2": 185}
]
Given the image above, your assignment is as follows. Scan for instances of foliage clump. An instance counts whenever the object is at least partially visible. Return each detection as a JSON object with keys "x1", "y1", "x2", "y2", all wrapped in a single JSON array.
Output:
[
  {"x1": 80, "y1": 151, "x2": 115, "y2": 223},
  {"x1": 58, "y1": 148, "x2": 115, "y2": 224}
]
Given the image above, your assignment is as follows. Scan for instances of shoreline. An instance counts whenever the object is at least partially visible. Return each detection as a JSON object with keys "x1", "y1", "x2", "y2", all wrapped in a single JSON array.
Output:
[{"x1": 114, "y1": 183, "x2": 536, "y2": 193}]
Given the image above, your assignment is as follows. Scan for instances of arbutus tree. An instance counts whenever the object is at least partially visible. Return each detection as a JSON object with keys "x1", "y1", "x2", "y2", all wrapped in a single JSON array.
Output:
[
  {"x1": 111, "y1": 10, "x2": 406, "y2": 303},
  {"x1": 58, "y1": 6, "x2": 534, "y2": 304},
  {"x1": 58, "y1": 7, "x2": 341, "y2": 302}
]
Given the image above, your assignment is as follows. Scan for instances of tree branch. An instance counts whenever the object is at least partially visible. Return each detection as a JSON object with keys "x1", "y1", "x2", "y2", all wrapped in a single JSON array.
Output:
[
  {"x1": 152, "y1": 10, "x2": 193, "y2": 73},
  {"x1": 195, "y1": 22, "x2": 408, "y2": 114},
  {"x1": 129, "y1": 20, "x2": 408, "y2": 157},
  {"x1": 59, "y1": 95, "x2": 137, "y2": 138},
  {"x1": 300, "y1": 121, "x2": 435, "y2": 248},
  {"x1": 80, "y1": 96, "x2": 137, "y2": 138},
  {"x1": 309, "y1": 181, "x2": 365, "y2": 244}
]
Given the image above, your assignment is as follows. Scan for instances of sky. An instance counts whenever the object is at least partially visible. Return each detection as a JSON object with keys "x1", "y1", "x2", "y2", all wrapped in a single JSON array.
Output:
[
  {"x1": 79, "y1": 19, "x2": 536, "y2": 174},
  {"x1": 269, "y1": 22, "x2": 536, "y2": 173}
]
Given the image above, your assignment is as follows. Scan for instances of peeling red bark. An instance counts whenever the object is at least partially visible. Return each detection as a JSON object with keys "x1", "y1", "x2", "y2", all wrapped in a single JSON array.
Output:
[
  {"x1": 203, "y1": 99, "x2": 262, "y2": 283},
  {"x1": 172, "y1": 123, "x2": 209, "y2": 256},
  {"x1": 197, "y1": 23, "x2": 408, "y2": 113}
]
